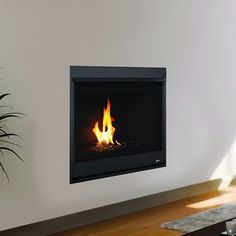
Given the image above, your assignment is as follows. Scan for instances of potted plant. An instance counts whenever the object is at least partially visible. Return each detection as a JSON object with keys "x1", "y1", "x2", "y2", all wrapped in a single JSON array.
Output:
[{"x1": 0, "y1": 93, "x2": 24, "y2": 182}]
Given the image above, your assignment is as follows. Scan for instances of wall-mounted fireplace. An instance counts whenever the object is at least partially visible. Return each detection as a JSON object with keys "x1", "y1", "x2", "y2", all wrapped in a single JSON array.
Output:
[{"x1": 70, "y1": 66, "x2": 166, "y2": 183}]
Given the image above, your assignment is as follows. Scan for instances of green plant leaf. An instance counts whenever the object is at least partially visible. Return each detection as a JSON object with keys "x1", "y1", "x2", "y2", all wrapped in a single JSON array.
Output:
[
  {"x1": 0, "y1": 105, "x2": 13, "y2": 109},
  {"x1": 0, "y1": 112, "x2": 24, "y2": 121},
  {"x1": 0, "y1": 139, "x2": 22, "y2": 148},
  {"x1": 0, "y1": 162, "x2": 9, "y2": 183},
  {"x1": 0, "y1": 133, "x2": 19, "y2": 139},
  {"x1": 0, "y1": 92, "x2": 24, "y2": 181},
  {"x1": 0, "y1": 93, "x2": 10, "y2": 101},
  {"x1": 0, "y1": 147, "x2": 24, "y2": 163},
  {"x1": 0, "y1": 128, "x2": 9, "y2": 136}
]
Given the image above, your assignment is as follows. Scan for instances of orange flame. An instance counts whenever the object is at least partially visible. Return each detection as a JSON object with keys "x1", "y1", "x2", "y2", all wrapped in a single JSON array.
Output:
[{"x1": 92, "y1": 99, "x2": 116, "y2": 145}]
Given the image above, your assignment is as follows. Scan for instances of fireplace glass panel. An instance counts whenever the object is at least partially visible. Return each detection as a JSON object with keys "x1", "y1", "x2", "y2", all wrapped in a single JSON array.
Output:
[{"x1": 74, "y1": 81, "x2": 164, "y2": 163}]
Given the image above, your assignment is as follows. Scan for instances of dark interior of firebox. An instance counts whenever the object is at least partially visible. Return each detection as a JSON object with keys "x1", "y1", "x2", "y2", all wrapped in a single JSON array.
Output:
[{"x1": 74, "y1": 81, "x2": 164, "y2": 162}]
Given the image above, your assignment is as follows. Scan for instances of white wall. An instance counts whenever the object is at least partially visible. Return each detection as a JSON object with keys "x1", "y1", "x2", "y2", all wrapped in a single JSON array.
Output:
[{"x1": 1, "y1": 0, "x2": 236, "y2": 231}]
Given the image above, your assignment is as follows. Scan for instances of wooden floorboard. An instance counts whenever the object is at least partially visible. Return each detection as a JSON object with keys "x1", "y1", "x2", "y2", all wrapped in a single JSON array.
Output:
[{"x1": 52, "y1": 185, "x2": 236, "y2": 236}]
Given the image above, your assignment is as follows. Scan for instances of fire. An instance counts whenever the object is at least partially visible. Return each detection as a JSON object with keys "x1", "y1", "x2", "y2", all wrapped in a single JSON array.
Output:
[{"x1": 92, "y1": 99, "x2": 118, "y2": 145}]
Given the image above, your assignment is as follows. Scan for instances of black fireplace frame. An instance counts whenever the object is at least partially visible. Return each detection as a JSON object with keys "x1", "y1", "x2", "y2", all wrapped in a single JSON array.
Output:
[{"x1": 70, "y1": 66, "x2": 166, "y2": 183}]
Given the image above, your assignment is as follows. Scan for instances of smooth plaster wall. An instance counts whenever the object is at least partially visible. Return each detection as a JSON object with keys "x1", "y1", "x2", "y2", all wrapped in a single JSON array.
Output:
[{"x1": 1, "y1": 0, "x2": 236, "y2": 231}]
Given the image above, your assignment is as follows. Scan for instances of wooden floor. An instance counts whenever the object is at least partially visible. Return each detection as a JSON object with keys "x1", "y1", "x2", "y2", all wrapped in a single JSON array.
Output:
[{"x1": 53, "y1": 185, "x2": 236, "y2": 236}]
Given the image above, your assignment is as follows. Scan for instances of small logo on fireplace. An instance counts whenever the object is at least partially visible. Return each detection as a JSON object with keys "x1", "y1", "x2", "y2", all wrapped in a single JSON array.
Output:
[{"x1": 155, "y1": 159, "x2": 161, "y2": 163}]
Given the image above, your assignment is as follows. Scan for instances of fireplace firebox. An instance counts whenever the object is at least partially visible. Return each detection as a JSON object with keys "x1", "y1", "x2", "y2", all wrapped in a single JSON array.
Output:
[{"x1": 70, "y1": 66, "x2": 166, "y2": 183}]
